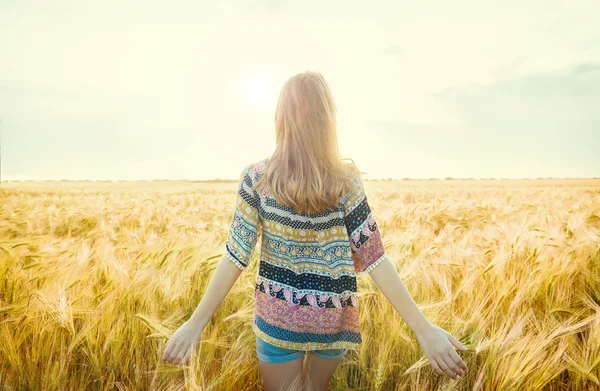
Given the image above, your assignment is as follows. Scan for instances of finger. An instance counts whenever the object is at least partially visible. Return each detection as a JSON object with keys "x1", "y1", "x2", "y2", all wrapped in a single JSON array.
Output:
[
  {"x1": 168, "y1": 345, "x2": 183, "y2": 365},
  {"x1": 171, "y1": 341, "x2": 189, "y2": 365},
  {"x1": 167, "y1": 341, "x2": 183, "y2": 364},
  {"x1": 163, "y1": 340, "x2": 177, "y2": 362},
  {"x1": 164, "y1": 338, "x2": 181, "y2": 362},
  {"x1": 447, "y1": 333, "x2": 468, "y2": 351},
  {"x1": 179, "y1": 346, "x2": 190, "y2": 366},
  {"x1": 182, "y1": 347, "x2": 193, "y2": 366},
  {"x1": 434, "y1": 355, "x2": 456, "y2": 379},
  {"x1": 440, "y1": 354, "x2": 461, "y2": 379},
  {"x1": 428, "y1": 356, "x2": 444, "y2": 376},
  {"x1": 162, "y1": 340, "x2": 175, "y2": 361},
  {"x1": 447, "y1": 348, "x2": 468, "y2": 373}
]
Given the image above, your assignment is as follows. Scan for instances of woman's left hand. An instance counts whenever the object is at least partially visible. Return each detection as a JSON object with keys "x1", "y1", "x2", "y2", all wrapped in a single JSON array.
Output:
[{"x1": 162, "y1": 320, "x2": 204, "y2": 366}]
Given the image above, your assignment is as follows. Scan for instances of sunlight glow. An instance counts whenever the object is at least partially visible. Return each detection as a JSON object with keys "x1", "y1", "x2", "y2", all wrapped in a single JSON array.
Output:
[
  {"x1": 244, "y1": 78, "x2": 268, "y2": 104},
  {"x1": 234, "y1": 66, "x2": 283, "y2": 116}
]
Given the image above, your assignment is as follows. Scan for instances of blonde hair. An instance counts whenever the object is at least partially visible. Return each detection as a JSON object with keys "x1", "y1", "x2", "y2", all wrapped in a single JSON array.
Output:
[{"x1": 255, "y1": 71, "x2": 360, "y2": 215}]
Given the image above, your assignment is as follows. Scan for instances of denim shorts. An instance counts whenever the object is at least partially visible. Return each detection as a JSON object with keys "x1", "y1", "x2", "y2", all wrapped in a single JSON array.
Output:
[{"x1": 255, "y1": 335, "x2": 348, "y2": 363}]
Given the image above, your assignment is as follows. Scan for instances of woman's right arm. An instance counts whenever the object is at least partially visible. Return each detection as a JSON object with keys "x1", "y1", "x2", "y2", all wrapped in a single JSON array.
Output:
[
  {"x1": 341, "y1": 169, "x2": 468, "y2": 378},
  {"x1": 368, "y1": 254, "x2": 469, "y2": 380}
]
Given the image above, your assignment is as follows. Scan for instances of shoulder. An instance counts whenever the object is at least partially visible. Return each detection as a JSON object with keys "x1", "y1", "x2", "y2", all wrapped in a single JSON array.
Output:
[
  {"x1": 342, "y1": 162, "x2": 363, "y2": 191},
  {"x1": 239, "y1": 157, "x2": 269, "y2": 184},
  {"x1": 341, "y1": 162, "x2": 365, "y2": 207}
]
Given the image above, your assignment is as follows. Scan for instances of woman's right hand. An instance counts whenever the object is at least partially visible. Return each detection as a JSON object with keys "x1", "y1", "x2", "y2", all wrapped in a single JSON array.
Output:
[{"x1": 415, "y1": 323, "x2": 469, "y2": 379}]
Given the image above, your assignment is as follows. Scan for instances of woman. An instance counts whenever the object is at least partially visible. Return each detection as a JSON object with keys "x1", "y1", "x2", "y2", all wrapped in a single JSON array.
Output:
[{"x1": 162, "y1": 71, "x2": 469, "y2": 390}]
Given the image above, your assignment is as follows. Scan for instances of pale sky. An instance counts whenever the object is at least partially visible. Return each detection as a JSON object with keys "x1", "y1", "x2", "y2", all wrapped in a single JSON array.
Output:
[{"x1": 1, "y1": 0, "x2": 599, "y2": 180}]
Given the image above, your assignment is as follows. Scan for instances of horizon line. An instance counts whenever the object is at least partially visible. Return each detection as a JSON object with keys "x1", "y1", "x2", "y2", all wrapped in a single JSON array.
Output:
[{"x1": 2, "y1": 176, "x2": 600, "y2": 183}]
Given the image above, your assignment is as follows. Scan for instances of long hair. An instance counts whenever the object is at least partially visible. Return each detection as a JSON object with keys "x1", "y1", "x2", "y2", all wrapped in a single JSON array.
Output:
[{"x1": 254, "y1": 71, "x2": 360, "y2": 215}]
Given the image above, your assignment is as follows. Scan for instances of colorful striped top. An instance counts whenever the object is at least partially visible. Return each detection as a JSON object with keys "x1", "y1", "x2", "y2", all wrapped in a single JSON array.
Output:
[{"x1": 223, "y1": 157, "x2": 387, "y2": 350}]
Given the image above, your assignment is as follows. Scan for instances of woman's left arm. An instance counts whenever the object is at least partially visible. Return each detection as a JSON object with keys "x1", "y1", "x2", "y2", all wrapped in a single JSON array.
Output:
[
  {"x1": 188, "y1": 254, "x2": 243, "y2": 329},
  {"x1": 162, "y1": 164, "x2": 261, "y2": 366},
  {"x1": 161, "y1": 254, "x2": 242, "y2": 366}
]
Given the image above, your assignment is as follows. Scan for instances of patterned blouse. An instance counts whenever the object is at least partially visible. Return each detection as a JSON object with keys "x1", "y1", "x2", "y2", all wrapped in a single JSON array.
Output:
[{"x1": 224, "y1": 157, "x2": 387, "y2": 350}]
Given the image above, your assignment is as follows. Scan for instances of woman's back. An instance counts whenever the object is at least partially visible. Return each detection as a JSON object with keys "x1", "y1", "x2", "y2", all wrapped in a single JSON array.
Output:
[
  {"x1": 164, "y1": 72, "x2": 468, "y2": 385},
  {"x1": 224, "y1": 156, "x2": 387, "y2": 350}
]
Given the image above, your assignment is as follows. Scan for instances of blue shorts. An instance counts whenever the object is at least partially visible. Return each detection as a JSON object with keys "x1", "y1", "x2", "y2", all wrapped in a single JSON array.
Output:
[{"x1": 255, "y1": 335, "x2": 348, "y2": 363}]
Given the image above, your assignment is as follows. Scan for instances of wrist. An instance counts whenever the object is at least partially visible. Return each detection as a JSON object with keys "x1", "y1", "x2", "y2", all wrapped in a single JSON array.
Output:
[
  {"x1": 412, "y1": 319, "x2": 436, "y2": 338},
  {"x1": 188, "y1": 313, "x2": 209, "y2": 331},
  {"x1": 186, "y1": 318, "x2": 207, "y2": 343}
]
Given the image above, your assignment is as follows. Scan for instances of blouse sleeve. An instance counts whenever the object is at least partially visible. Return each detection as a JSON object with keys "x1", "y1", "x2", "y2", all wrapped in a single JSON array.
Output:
[
  {"x1": 223, "y1": 164, "x2": 262, "y2": 271},
  {"x1": 342, "y1": 169, "x2": 387, "y2": 275}
]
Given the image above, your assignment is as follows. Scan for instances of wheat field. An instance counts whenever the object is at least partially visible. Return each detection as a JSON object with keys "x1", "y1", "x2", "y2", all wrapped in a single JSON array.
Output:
[{"x1": 1, "y1": 179, "x2": 599, "y2": 390}]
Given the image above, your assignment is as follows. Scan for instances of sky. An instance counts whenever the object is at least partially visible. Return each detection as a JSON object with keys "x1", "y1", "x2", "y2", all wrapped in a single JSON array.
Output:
[{"x1": 1, "y1": 0, "x2": 599, "y2": 181}]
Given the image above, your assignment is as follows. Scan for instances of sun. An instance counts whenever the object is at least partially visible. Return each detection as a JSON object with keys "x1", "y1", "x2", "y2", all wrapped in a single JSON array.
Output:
[
  {"x1": 244, "y1": 78, "x2": 268, "y2": 105},
  {"x1": 235, "y1": 67, "x2": 281, "y2": 114}
]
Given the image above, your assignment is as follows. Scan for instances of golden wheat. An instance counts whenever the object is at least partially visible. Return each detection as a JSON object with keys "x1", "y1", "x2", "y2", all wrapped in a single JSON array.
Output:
[{"x1": 0, "y1": 179, "x2": 598, "y2": 390}]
